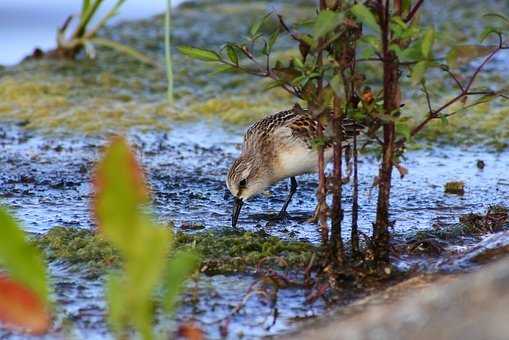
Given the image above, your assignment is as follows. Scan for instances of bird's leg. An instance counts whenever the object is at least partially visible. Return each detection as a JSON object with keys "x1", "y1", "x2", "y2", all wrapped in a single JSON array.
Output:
[{"x1": 278, "y1": 177, "x2": 297, "y2": 219}]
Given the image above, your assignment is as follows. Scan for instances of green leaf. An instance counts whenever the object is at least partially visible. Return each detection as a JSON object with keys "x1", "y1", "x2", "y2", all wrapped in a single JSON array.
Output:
[
  {"x1": 401, "y1": 0, "x2": 411, "y2": 14},
  {"x1": 163, "y1": 249, "x2": 199, "y2": 312},
  {"x1": 446, "y1": 48, "x2": 458, "y2": 67},
  {"x1": 396, "y1": 120, "x2": 411, "y2": 141},
  {"x1": 421, "y1": 28, "x2": 434, "y2": 59},
  {"x1": 351, "y1": 3, "x2": 380, "y2": 32},
  {"x1": 360, "y1": 46, "x2": 376, "y2": 59},
  {"x1": 178, "y1": 46, "x2": 222, "y2": 62},
  {"x1": 330, "y1": 74, "x2": 343, "y2": 97},
  {"x1": 398, "y1": 39, "x2": 424, "y2": 60},
  {"x1": 90, "y1": 37, "x2": 160, "y2": 68},
  {"x1": 292, "y1": 57, "x2": 305, "y2": 69},
  {"x1": 391, "y1": 16, "x2": 407, "y2": 29},
  {"x1": 94, "y1": 137, "x2": 173, "y2": 339},
  {"x1": 225, "y1": 45, "x2": 238, "y2": 65},
  {"x1": 267, "y1": 28, "x2": 280, "y2": 52},
  {"x1": 313, "y1": 10, "x2": 344, "y2": 39},
  {"x1": 411, "y1": 61, "x2": 428, "y2": 85},
  {"x1": 82, "y1": 0, "x2": 91, "y2": 13},
  {"x1": 440, "y1": 115, "x2": 449, "y2": 125},
  {"x1": 210, "y1": 64, "x2": 237, "y2": 76},
  {"x1": 0, "y1": 208, "x2": 48, "y2": 302},
  {"x1": 446, "y1": 45, "x2": 496, "y2": 68},
  {"x1": 360, "y1": 34, "x2": 382, "y2": 51},
  {"x1": 479, "y1": 27, "x2": 501, "y2": 43},
  {"x1": 263, "y1": 79, "x2": 286, "y2": 91},
  {"x1": 249, "y1": 12, "x2": 272, "y2": 37}
]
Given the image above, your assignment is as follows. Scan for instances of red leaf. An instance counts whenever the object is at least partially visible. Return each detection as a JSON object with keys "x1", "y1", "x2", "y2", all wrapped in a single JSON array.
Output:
[
  {"x1": 177, "y1": 322, "x2": 204, "y2": 340},
  {"x1": 0, "y1": 275, "x2": 50, "y2": 334}
]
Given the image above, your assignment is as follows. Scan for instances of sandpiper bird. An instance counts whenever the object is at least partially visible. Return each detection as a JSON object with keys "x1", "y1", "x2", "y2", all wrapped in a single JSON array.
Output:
[{"x1": 226, "y1": 106, "x2": 360, "y2": 227}]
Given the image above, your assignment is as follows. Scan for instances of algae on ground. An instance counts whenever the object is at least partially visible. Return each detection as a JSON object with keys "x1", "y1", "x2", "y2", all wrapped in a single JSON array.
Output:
[
  {"x1": 0, "y1": 0, "x2": 307, "y2": 133},
  {"x1": 1, "y1": 0, "x2": 507, "y2": 148},
  {"x1": 32, "y1": 226, "x2": 317, "y2": 276},
  {"x1": 33, "y1": 226, "x2": 120, "y2": 277},
  {"x1": 444, "y1": 181, "x2": 465, "y2": 195}
]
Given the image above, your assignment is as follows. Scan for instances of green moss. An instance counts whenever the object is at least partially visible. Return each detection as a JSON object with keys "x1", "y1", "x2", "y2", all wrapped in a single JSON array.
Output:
[
  {"x1": 32, "y1": 227, "x2": 120, "y2": 277},
  {"x1": 32, "y1": 226, "x2": 317, "y2": 276},
  {"x1": 175, "y1": 229, "x2": 316, "y2": 274},
  {"x1": 0, "y1": 0, "x2": 307, "y2": 133},
  {"x1": 444, "y1": 181, "x2": 465, "y2": 195}
]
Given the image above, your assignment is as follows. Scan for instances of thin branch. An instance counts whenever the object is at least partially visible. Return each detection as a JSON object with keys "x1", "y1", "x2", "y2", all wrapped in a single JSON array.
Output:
[
  {"x1": 421, "y1": 81, "x2": 433, "y2": 115},
  {"x1": 398, "y1": 43, "x2": 504, "y2": 145},
  {"x1": 232, "y1": 47, "x2": 303, "y2": 98},
  {"x1": 463, "y1": 46, "x2": 500, "y2": 91},
  {"x1": 440, "y1": 65, "x2": 464, "y2": 91},
  {"x1": 442, "y1": 98, "x2": 493, "y2": 118},
  {"x1": 404, "y1": 0, "x2": 424, "y2": 23},
  {"x1": 277, "y1": 14, "x2": 308, "y2": 46}
]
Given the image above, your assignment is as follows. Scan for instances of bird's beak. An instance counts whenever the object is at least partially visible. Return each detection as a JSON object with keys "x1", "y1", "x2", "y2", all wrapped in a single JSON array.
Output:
[{"x1": 232, "y1": 197, "x2": 244, "y2": 228}]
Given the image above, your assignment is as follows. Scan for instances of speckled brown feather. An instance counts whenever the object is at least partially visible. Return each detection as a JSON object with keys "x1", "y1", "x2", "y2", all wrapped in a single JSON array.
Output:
[{"x1": 243, "y1": 108, "x2": 360, "y2": 152}]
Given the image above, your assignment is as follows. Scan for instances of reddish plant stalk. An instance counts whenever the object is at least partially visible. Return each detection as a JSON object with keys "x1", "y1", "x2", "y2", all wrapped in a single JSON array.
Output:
[
  {"x1": 330, "y1": 98, "x2": 344, "y2": 262},
  {"x1": 373, "y1": 0, "x2": 400, "y2": 263},
  {"x1": 317, "y1": 126, "x2": 329, "y2": 245},
  {"x1": 351, "y1": 128, "x2": 360, "y2": 256}
]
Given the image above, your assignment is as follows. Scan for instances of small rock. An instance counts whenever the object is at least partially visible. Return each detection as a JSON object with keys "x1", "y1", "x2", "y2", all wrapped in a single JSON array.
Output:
[
  {"x1": 444, "y1": 181, "x2": 465, "y2": 195},
  {"x1": 180, "y1": 222, "x2": 205, "y2": 231}
]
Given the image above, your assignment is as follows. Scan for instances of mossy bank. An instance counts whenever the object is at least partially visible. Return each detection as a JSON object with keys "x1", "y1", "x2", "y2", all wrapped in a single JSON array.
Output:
[
  {"x1": 0, "y1": 0, "x2": 507, "y2": 149},
  {"x1": 32, "y1": 226, "x2": 317, "y2": 277}
]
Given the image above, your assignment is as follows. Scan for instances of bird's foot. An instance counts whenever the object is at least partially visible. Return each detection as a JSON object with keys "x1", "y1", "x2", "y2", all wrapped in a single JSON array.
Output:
[{"x1": 264, "y1": 211, "x2": 291, "y2": 227}]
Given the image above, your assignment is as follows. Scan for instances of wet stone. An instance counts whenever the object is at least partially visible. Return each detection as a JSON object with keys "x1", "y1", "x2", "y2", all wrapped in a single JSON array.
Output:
[{"x1": 444, "y1": 181, "x2": 465, "y2": 195}]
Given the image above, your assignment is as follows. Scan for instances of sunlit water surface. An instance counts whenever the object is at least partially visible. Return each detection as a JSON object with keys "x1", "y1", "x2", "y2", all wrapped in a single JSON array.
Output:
[{"x1": 1, "y1": 122, "x2": 509, "y2": 338}]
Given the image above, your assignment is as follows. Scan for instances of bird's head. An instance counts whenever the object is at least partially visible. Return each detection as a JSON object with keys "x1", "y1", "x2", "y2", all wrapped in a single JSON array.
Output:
[{"x1": 226, "y1": 155, "x2": 270, "y2": 227}]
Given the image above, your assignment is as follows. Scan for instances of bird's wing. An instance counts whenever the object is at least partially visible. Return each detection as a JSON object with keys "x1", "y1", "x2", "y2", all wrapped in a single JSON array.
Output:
[
  {"x1": 242, "y1": 108, "x2": 363, "y2": 152},
  {"x1": 243, "y1": 110, "x2": 298, "y2": 152}
]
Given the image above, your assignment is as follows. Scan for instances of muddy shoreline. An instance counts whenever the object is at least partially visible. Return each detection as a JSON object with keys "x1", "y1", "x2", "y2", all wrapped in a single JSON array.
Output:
[{"x1": 1, "y1": 120, "x2": 509, "y2": 338}]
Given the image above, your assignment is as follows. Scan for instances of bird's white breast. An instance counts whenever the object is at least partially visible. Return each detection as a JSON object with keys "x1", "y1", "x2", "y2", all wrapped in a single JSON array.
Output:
[
  {"x1": 273, "y1": 144, "x2": 333, "y2": 181},
  {"x1": 268, "y1": 125, "x2": 333, "y2": 182}
]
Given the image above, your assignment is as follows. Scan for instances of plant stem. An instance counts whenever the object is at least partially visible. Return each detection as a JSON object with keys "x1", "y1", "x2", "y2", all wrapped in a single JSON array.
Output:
[
  {"x1": 331, "y1": 98, "x2": 344, "y2": 263},
  {"x1": 351, "y1": 129, "x2": 359, "y2": 256},
  {"x1": 374, "y1": 0, "x2": 400, "y2": 264},
  {"x1": 74, "y1": 0, "x2": 104, "y2": 40},
  {"x1": 165, "y1": 0, "x2": 174, "y2": 104},
  {"x1": 316, "y1": 126, "x2": 329, "y2": 246}
]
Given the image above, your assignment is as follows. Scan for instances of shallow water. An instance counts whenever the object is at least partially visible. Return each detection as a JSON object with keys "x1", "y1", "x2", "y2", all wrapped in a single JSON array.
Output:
[
  {"x1": 2, "y1": 122, "x2": 508, "y2": 239},
  {"x1": 0, "y1": 121, "x2": 508, "y2": 338}
]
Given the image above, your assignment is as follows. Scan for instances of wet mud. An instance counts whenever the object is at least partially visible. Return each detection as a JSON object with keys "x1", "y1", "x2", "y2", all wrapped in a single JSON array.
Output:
[{"x1": 1, "y1": 121, "x2": 509, "y2": 338}]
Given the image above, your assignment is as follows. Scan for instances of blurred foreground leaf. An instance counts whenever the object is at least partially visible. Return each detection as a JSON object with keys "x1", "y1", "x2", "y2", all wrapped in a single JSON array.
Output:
[
  {"x1": 93, "y1": 137, "x2": 198, "y2": 339},
  {"x1": 0, "y1": 208, "x2": 50, "y2": 334},
  {"x1": 0, "y1": 208, "x2": 48, "y2": 300},
  {"x1": 0, "y1": 275, "x2": 50, "y2": 335}
]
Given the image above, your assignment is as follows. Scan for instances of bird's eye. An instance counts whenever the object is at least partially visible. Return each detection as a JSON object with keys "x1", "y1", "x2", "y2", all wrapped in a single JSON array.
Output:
[{"x1": 239, "y1": 179, "x2": 247, "y2": 188}]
